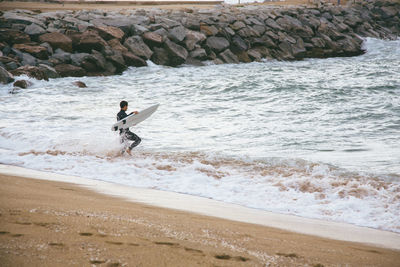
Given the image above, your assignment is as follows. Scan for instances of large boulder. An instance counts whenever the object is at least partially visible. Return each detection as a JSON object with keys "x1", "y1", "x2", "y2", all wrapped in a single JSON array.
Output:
[
  {"x1": 70, "y1": 53, "x2": 91, "y2": 66},
  {"x1": 3, "y1": 13, "x2": 45, "y2": 27},
  {"x1": 39, "y1": 32, "x2": 72, "y2": 52},
  {"x1": 55, "y1": 64, "x2": 85, "y2": 77},
  {"x1": 0, "y1": 29, "x2": 31, "y2": 44},
  {"x1": 105, "y1": 51, "x2": 127, "y2": 73},
  {"x1": 13, "y1": 44, "x2": 48, "y2": 60},
  {"x1": 184, "y1": 29, "x2": 206, "y2": 51},
  {"x1": 206, "y1": 37, "x2": 230, "y2": 53},
  {"x1": 190, "y1": 48, "x2": 207, "y2": 60},
  {"x1": 124, "y1": 36, "x2": 153, "y2": 59},
  {"x1": 164, "y1": 39, "x2": 188, "y2": 67},
  {"x1": 200, "y1": 24, "x2": 219, "y2": 36},
  {"x1": 38, "y1": 64, "x2": 60, "y2": 79},
  {"x1": 51, "y1": 49, "x2": 71, "y2": 64},
  {"x1": 11, "y1": 65, "x2": 48, "y2": 81},
  {"x1": 90, "y1": 25, "x2": 125, "y2": 41},
  {"x1": 151, "y1": 47, "x2": 170, "y2": 66},
  {"x1": 168, "y1": 26, "x2": 186, "y2": 43},
  {"x1": 231, "y1": 35, "x2": 248, "y2": 53},
  {"x1": 107, "y1": 38, "x2": 128, "y2": 53},
  {"x1": 122, "y1": 51, "x2": 147, "y2": 67},
  {"x1": 219, "y1": 49, "x2": 239, "y2": 64},
  {"x1": 0, "y1": 66, "x2": 14, "y2": 84},
  {"x1": 75, "y1": 30, "x2": 108, "y2": 53},
  {"x1": 142, "y1": 32, "x2": 164, "y2": 47},
  {"x1": 24, "y1": 23, "x2": 46, "y2": 37}
]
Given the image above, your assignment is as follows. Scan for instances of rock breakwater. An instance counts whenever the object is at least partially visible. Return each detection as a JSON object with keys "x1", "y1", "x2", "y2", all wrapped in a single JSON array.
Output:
[{"x1": 0, "y1": 0, "x2": 399, "y2": 84}]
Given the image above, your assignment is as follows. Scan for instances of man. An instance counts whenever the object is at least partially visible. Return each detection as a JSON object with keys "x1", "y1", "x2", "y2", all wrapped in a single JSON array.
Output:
[{"x1": 117, "y1": 100, "x2": 141, "y2": 155}]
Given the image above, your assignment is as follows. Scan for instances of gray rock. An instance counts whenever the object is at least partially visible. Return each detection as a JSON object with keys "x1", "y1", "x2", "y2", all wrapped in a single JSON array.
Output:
[
  {"x1": 292, "y1": 38, "x2": 306, "y2": 59},
  {"x1": 231, "y1": 35, "x2": 248, "y2": 52},
  {"x1": 21, "y1": 52, "x2": 37, "y2": 66},
  {"x1": 106, "y1": 51, "x2": 127, "y2": 73},
  {"x1": 6, "y1": 61, "x2": 19, "y2": 71},
  {"x1": 11, "y1": 65, "x2": 48, "y2": 80},
  {"x1": 223, "y1": 27, "x2": 235, "y2": 36},
  {"x1": 0, "y1": 66, "x2": 15, "y2": 84},
  {"x1": 231, "y1": 21, "x2": 246, "y2": 31},
  {"x1": 38, "y1": 64, "x2": 60, "y2": 78},
  {"x1": 168, "y1": 26, "x2": 186, "y2": 43},
  {"x1": 278, "y1": 41, "x2": 295, "y2": 60},
  {"x1": 40, "y1": 42, "x2": 53, "y2": 55},
  {"x1": 153, "y1": 28, "x2": 169, "y2": 41},
  {"x1": 143, "y1": 31, "x2": 164, "y2": 47},
  {"x1": 90, "y1": 50, "x2": 107, "y2": 70},
  {"x1": 206, "y1": 36, "x2": 229, "y2": 53},
  {"x1": 124, "y1": 36, "x2": 153, "y2": 60},
  {"x1": 265, "y1": 18, "x2": 283, "y2": 31},
  {"x1": 11, "y1": 24, "x2": 27, "y2": 31},
  {"x1": 151, "y1": 47, "x2": 170, "y2": 66},
  {"x1": 132, "y1": 24, "x2": 149, "y2": 35},
  {"x1": 251, "y1": 35, "x2": 276, "y2": 48},
  {"x1": 184, "y1": 29, "x2": 206, "y2": 51},
  {"x1": 190, "y1": 48, "x2": 207, "y2": 60},
  {"x1": 3, "y1": 13, "x2": 45, "y2": 28},
  {"x1": 219, "y1": 49, "x2": 239, "y2": 64},
  {"x1": 13, "y1": 79, "x2": 32, "y2": 89},
  {"x1": 122, "y1": 52, "x2": 147, "y2": 67},
  {"x1": 237, "y1": 27, "x2": 260, "y2": 38},
  {"x1": 184, "y1": 57, "x2": 204, "y2": 66},
  {"x1": 183, "y1": 18, "x2": 200, "y2": 30},
  {"x1": 247, "y1": 49, "x2": 262, "y2": 61},
  {"x1": 71, "y1": 53, "x2": 91, "y2": 66},
  {"x1": 200, "y1": 24, "x2": 219, "y2": 36},
  {"x1": 91, "y1": 18, "x2": 133, "y2": 34},
  {"x1": 164, "y1": 39, "x2": 188, "y2": 66},
  {"x1": 39, "y1": 32, "x2": 73, "y2": 53},
  {"x1": 52, "y1": 49, "x2": 71, "y2": 64},
  {"x1": 24, "y1": 23, "x2": 46, "y2": 36},
  {"x1": 55, "y1": 64, "x2": 86, "y2": 77},
  {"x1": 252, "y1": 25, "x2": 266, "y2": 36}
]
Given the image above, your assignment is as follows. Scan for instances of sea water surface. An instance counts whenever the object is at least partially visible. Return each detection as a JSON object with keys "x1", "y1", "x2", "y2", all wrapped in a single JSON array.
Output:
[{"x1": 1, "y1": 38, "x2": 399, "y2": 232}]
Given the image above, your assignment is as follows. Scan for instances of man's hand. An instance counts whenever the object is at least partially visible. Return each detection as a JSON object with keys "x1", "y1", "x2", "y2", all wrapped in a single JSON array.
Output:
[{"x1": 130, "y1": 111, "x2": 139, "y2": 115}]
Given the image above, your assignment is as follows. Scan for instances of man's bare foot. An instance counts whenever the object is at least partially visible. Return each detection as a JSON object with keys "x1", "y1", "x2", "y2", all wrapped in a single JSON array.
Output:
[{"x1": 126, "y1": 148, "x2": 132, "y2": 155}]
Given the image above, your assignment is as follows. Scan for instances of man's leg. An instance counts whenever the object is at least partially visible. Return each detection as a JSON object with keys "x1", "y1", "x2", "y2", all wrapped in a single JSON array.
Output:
[{"x1": 126, "y1": 131, "x2": 141, "y2": 153}]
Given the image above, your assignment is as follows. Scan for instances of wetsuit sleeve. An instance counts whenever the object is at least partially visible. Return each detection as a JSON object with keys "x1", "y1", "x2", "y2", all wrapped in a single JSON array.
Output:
[{"x1": 117, "y1": 111, "x2": 128, "y2": 121}]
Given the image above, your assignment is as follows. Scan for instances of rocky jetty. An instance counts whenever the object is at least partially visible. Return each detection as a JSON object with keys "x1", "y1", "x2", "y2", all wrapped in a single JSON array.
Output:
[{"x1": 0, "y1": 0, "x2": 399, "y2": 84}]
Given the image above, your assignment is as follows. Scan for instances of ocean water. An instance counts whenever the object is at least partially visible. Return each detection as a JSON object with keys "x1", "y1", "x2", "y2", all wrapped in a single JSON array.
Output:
[{"x1": 1, "y1": 38, "x2": 399, "y2": 232}]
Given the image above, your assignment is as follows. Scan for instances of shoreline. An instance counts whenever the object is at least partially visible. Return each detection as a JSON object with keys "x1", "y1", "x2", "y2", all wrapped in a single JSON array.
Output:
[
  {"x1": 1, "y1": 169, "x2": 400, "y2": 266},
  {"x1": 1, "y1": 164, "x2": 400, "y2": 251}
]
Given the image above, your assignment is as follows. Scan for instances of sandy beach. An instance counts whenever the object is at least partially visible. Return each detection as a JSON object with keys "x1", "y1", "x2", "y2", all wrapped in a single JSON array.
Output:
[{"x1": 1, "y1": 173, "x2": 399, "y2": 266}]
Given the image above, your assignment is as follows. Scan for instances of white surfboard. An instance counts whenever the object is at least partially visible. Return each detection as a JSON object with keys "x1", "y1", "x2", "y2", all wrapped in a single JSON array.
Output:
[{"x1": 112, "y1": 104, "x2": 159, "y2": 131}]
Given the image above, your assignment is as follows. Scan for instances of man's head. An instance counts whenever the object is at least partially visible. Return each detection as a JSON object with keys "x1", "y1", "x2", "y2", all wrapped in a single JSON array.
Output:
[{"x1": 120, "y1": 100, "x2": 128, "y2": 111}]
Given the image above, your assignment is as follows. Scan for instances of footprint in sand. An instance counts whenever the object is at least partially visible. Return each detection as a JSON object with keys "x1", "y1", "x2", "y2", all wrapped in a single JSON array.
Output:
[
  {"x1": 49, "y1": 242, "x2": 65, "y2": 248},
  {"x1": 215, "y1": 254, "x2": 249, "y2": 262},
  {"x1": 79, "y1": 232, "x2": 93, "y2": 236},
  {"x1": 105, "y1": 241, "x2": 124, "y2": 245},
  {"x1": 154, "y1": 241, "x2": 178, "y2": 246}
]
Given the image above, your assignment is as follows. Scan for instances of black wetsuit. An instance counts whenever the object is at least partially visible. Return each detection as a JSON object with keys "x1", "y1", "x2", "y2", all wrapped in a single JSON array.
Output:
[{"x1": 117, "y1": 110, "x2": 141, "y2": 150}]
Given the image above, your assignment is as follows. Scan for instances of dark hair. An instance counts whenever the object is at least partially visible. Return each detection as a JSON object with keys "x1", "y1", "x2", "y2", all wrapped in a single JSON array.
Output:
[{"x1": 120, "y1": 100, "x2": 128, "y2": 109}]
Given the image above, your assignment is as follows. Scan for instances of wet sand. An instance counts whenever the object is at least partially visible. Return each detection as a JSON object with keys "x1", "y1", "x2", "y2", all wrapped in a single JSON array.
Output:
[{"x1": 1, "y1": 174, "x2": 399, "y2": 266}]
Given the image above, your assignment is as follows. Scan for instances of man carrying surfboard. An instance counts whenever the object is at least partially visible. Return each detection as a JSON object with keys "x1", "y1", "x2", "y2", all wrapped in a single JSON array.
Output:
[{"x1": 117, "y1": 100, "x2": 141, "y2": 155}]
